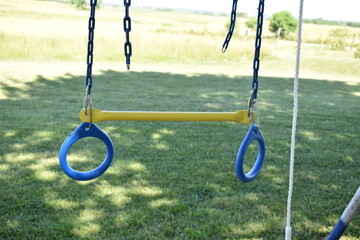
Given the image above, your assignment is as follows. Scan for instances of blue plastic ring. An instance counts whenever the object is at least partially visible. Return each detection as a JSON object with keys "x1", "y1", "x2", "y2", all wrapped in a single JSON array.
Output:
[
  {"x1": 235, "y1": 125, "x2": 265, "y2": 183},
  {"x1": 59, "y1": 122, "x2": 114, "y2": 181}
]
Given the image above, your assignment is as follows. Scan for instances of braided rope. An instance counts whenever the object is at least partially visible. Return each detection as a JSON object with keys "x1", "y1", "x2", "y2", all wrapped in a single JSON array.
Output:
[{"x1": 285, "y1": 0, "x2": 304, "y2": 239}]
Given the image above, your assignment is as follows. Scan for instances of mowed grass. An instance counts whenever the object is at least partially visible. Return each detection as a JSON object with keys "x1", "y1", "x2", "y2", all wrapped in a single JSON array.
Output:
[
  {"x1": 1, "y1": 63, "x2": 359, "y2": 240},
  {"x1": 1, "y1": 0, "x2": 360, "y2": 239}
]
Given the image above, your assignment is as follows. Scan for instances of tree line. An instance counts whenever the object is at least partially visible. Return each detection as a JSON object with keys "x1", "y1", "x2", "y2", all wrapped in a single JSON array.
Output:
[{"x1": 303, "y1": 19, "x2": 360, "y2": 28}]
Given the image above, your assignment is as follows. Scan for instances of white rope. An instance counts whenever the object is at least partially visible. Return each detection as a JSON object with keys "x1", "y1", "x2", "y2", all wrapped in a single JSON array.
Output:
[{"x1": 285, "y1": 0, "x2": 304, "y2": 239}]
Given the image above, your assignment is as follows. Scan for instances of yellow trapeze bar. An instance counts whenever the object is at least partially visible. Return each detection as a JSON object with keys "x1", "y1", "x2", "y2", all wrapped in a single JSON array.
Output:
[{"x1": 79, "y1": 108, "x2": 254, "y2": 124}]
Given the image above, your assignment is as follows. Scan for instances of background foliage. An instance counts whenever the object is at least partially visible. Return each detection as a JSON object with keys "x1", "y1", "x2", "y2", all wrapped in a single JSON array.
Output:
[
  {"x1": 269, "y1": 11, "x2": 298, "y2": 38},
  {"x1": 325, "y1": 28, "x2": 349, "y2": 50}
]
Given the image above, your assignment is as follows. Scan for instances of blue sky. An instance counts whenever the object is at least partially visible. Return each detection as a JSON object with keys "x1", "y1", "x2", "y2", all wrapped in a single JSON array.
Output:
[{"x1": 104, "y1": 0, "x2": 359, "y2": 22}]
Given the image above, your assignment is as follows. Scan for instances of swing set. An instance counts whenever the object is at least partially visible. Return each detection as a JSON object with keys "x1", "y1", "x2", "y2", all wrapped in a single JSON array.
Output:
[
  {"x1": 59, "y1": 0, "x2": 266, "y2": 183},
  {"x1": 59, "y1": 0, "x2": 359, "y2": 239}
]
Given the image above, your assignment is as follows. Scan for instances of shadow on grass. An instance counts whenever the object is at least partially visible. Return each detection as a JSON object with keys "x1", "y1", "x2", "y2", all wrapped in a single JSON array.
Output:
[{"x1": 0, "y1": 69, "x2": 359, "y2": 239}]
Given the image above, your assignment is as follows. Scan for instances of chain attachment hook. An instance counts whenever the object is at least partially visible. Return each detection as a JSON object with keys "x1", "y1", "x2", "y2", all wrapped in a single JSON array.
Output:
[
  {"x1": 83, "y1": 85, "x2": 93, "y2": 128},
  {"x1": 248, "y1": 90, "x2": 256, "y2": 124}
]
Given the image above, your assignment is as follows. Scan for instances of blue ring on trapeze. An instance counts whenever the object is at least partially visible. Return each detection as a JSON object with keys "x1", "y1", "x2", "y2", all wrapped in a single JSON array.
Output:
[
  {"x1": 235, "y1": 124, "x2": 265, "y2": 183},
  {"x1": 59, "y1": 122, "x2": 114, "y2": 181}
]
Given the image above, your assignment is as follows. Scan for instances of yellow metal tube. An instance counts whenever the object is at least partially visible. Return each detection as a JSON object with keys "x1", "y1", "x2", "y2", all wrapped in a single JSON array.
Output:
[{"x1": 80, "y1": 108, "x2": 254, "y2": 124}]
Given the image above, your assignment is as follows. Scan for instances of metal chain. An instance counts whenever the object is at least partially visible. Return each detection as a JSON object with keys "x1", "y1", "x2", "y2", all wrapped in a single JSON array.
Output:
[
  {"x1": 123, "y1": 0, "x2": 132, "y2": 70},
  {"x1": 84, "y1": 0, "x2": 97, "y2": 127},
  {"x1": 85, "y1": 0, "x2": 97, "y2": 96},
  {"x1": 248, "y1": 0, "x2": 265, "y2": 121},
  {"x1": 222, "y1": 0, "x2": 238, "y2": 53}
]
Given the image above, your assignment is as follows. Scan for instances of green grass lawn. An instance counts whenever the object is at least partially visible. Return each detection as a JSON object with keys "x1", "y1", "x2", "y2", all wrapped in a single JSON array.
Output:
[
  {"x1": 1, "y1": 0, "x2": 360, "y2": 239},
  {"x1": 1, "y1": 66, "x2": 359, "y2": 239}
]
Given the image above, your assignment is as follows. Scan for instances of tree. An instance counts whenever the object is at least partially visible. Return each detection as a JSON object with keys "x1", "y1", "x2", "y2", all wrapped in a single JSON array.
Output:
[
  {"x1": 70, "y1": 0, "x2": 85, "y2": 9},
  {"x1": 269, "y1": 11, "x2": 297, "y2": 39},
  {"x1": 245, "y1": 18, "x2": 257, "y2": 30},
  {"x1": 237, "y1": 12, "x2": 248, "y2": 18},
  {"x1": 70, "y1": 0, "x2": 102, "y2": 9}
]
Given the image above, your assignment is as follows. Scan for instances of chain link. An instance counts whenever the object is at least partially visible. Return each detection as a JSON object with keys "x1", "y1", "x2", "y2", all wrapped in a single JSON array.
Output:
[
  {"x1": 251, "y1": 0, "x2": 264, "y2": 100},
  {"x1": 222, "y1": 0, "x2": 238, "y2": 53},
  {"x1": 123, "y1": 0, "x2": 132, "y2": 70},
  {"x1": 248, "y1": 0, "x2": 265, "y2": 121},
  {"x1": 85, "y1": 0, "x2": 97, "y2": 95},
  {"x1": 84, "y1": 0, "x2": 97, "y2": 127}
]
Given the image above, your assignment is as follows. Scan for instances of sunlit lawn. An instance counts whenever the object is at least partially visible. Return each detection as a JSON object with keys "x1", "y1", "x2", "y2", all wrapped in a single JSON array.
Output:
[
  {"x1": 0, "y1": 0, "x2": 360, "y2": 239},
  {"x1": 1, "y1": 63, "x2": 359, "y2": 239}
]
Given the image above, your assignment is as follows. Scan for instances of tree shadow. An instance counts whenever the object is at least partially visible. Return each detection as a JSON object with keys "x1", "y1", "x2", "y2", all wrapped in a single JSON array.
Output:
[{"x1": 0, "y1": 69, "x2": 359, "y2": 239}]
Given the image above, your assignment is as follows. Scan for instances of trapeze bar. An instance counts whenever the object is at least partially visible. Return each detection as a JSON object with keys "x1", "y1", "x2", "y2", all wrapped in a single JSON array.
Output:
[{"x1": 79, "y1": 108, "x2": 254, "y2": 124}]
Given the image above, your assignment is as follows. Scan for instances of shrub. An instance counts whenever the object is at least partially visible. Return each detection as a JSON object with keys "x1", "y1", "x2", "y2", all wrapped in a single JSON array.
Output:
[
  {"x1": 326, "y1": 28, "x2": 348, "y2": 51},
  {"x1": 269, "y1": 11, "x2": 297, "y2": 38},
  {"x1": 355, "y1": 45, "x2": 360, "y2": 58},
  {"x1": 70, "y1": 0, "x2": 102, "y2": 9},
  {"x1": 70, "y1": 0, "x2": 85, "y2": 9},
  {"x1": 245, "y1": 18, "x2": 257, "y2": 30}
]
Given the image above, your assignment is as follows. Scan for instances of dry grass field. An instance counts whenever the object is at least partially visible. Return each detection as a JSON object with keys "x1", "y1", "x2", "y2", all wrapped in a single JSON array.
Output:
[{"x1": 1, "y1": 0, "x2": 360, "y2": 81}]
